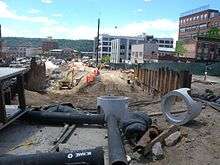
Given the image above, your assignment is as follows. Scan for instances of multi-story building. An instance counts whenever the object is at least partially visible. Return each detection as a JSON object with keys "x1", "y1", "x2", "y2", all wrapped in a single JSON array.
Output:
[
  {"x1": 178, "y1": 6, "x2": 220, "y2": 61},
  {"x1": 131, "y1": 40, "x2": 159, "y2": 63},
  {"x1": 95, "y1": 34, "x2": 173, "y2": 63},
  {"x1": 110, "y1": 37, "x2": 144, "y2": 63},
  {"x1": 155, "y1": 38, "x2": 174, "y2": 48},
  {"x1": 179, "y1": 6, "x2": 220, "y2": 41},
  {"x1": 42, "y1": 37, "x2": 58, "y2": 52}
]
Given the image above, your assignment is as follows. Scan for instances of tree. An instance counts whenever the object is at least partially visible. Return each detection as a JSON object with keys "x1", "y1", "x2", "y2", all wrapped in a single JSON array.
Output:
[
  {"x1": 206, "y1": 27, "x2": 220, "y2": 39},
  {"x1": 175, "y1": 41, "x2": 187, "y2": 57},
  {"x1": 101, "y1": 55, "x2": 110, "y2": 63}
]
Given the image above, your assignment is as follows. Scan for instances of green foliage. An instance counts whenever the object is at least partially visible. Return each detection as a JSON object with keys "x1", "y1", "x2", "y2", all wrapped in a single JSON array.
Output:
[
  {"x1": 101, "y1": 55, "x2": 110, "y2": 63},
  {"x1": 206, "y1": 27, "x2": 220, "y2": 39},
  {"x1": 175, "y1": 41, "x2": 187, "y2": 57},
  {"x1": 2, "y1": 37, "x2": 94, "y2": 52}
]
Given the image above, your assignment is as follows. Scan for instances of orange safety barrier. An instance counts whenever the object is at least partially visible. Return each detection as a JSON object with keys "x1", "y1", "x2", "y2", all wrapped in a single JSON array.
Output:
[{"x1": 85, "y1": 73, "x2": 97, "y2": 85}]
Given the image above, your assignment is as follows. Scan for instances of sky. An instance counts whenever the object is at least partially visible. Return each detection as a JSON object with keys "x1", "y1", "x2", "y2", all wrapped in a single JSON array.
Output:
[{"x1": 0, "y1": 0, "x2": 220, "y2": 42}]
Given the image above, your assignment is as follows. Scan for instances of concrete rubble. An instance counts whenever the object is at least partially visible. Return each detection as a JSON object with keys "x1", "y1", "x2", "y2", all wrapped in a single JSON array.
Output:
[
  {"x1": 164, "y1": 131, "x2": 181, "y2": 146},
  {"x1": 152, "y1": 142, "x2": 164, "y2": 160}
]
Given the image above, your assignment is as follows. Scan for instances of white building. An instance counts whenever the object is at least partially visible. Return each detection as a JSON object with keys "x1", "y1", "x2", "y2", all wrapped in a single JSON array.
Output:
[
  {"x1": 110, "y1": 37, "x2": 144, "y2": 63},
  {"x1": 94, "y1": 34, "x2": 145, "y2": 59},
  {"x1": 94, "y1": 34, "x2": 174, "y2": 62},
  {"x1": 131, "y1": 42, "x2": 159, "y2": 63}
]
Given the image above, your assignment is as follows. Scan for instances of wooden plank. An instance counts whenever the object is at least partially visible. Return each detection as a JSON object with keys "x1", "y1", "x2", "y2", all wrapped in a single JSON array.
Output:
[
  {"x1": 147, "y1": 69, "x2": 150, "y2": 92},
  {"x1": 144, "y1": 125, "x2": 180, "y2": 155},
  {"x1": 163, "y1": 68, "x2": 167, "y2": 95},
  {"x1": 158, "y1": 68, "x2": 162, "y2": 95},
  {"x1": 173, "y1": 71, "x2": 178, "y2": 90},
  {"x1": 167, "y1": 70, "x2": 172, "y2": 92}
]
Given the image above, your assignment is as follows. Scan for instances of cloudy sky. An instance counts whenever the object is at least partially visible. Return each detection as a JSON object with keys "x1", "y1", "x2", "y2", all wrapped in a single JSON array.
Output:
[{"x1": 0, "y1": 0, "x2": 219, "y2": 42}]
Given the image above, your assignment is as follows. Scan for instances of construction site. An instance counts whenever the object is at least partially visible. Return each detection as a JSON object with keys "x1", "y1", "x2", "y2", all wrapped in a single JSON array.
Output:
[{"x1": 0, "y1": 58, "x2": 219, "y2": 165}]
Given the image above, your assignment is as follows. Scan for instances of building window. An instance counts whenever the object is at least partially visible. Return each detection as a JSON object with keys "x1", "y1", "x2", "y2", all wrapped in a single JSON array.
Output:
[
  {"x1": 103, "y1": 42, "x2": 108, "y2": 45},
  {"x1": 159, "y1": 40, "x2": 164, "y2": 43},
  {"x1": 139, "y1": 52, "x2": 143, "y2": 57},
  {"x1": 165, "y1": 41, "x2": 170, "y2": 44},
  {"x1": 103, "y1": 37, "x2": 108, "y2": 41},
  {"x1": 199, "y1": 23, "x2": 207, "y2": 29},
  {"x1": 180, "y1": 28, "x2": 185, "y2": 32},
  {"x1": 103, "y1": 47, "x2": 108, "y2": 52},
  {"x1": 201, "y1": 14, "x2": 204, "y2": 20},
  {"x1": 210, "y1": 12, "x2": 215, "y2": 18}
]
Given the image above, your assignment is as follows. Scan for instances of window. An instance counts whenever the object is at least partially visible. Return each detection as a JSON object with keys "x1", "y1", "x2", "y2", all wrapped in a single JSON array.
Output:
[
  {"x1": 199, "y1": 23, "x2": 207, "y2": 29},
  {"x1": 103, "y1": 37, "x2": 108, "y2": 41},
  {"x1": 103, "y1": 47, "x2": 108, "y2": 52},
  {"x1": 180, "y1": 28, "x2": 185, "y2": 32},
  {"x1": 210, "y1": 12, "x2": 215, "y2": 18},
  {"x1": 139, "y1": 52, "x2": 143, "y2": 57},
  {"x1": 120, "y1": 45, "x2": 125, "y2": 49},
  {"x1": 201, "y1": 14, "x2": 204, "y2": 20},
  {"x1": 159, "y1": 40, "x2": 164, "y2": 43},
  {"x1": 165, "y1": 41, "x2": 170, "y2": 44},
  {"x1": 103, "y1": 42, "x2": 108, "y2": 45}
]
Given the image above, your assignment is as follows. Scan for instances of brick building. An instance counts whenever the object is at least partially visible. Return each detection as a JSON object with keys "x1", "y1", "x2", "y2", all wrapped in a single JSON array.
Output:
[
  {"x1": 184, "y1": 37, "x2": 220, "y2": 61},
  {"x1": 179, "y1": 6, "x2": 220, "y2": 41},
  {"x1": 178, "y1": 6, "x2": 220, "y2": 61}
]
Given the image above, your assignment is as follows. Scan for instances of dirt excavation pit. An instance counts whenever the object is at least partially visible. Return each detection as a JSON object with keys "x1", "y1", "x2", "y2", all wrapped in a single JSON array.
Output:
[{"x1": 1, "y1": 63, "x2": 220, "y2": 165}]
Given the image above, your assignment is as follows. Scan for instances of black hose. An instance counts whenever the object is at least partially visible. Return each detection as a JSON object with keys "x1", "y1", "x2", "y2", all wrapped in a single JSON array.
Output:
[
  {"x1": 24, "y1": 111, "x2": 105, "y2": 125},
  {"x1": 107, "y1": 115, "x2": 128, "y2": 165},
  {"x1": 0, "y1": 147, "x2": 104, "y2": 165}
]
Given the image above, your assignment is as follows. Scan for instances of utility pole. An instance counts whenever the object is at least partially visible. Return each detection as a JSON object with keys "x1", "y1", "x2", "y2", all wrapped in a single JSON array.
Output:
[
  {"x1": 96, "y1": 18, "x2": 100, "y2": 67},
  {"x1": 0, "y1": 24, "x2": 2, "y2": 60}
]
